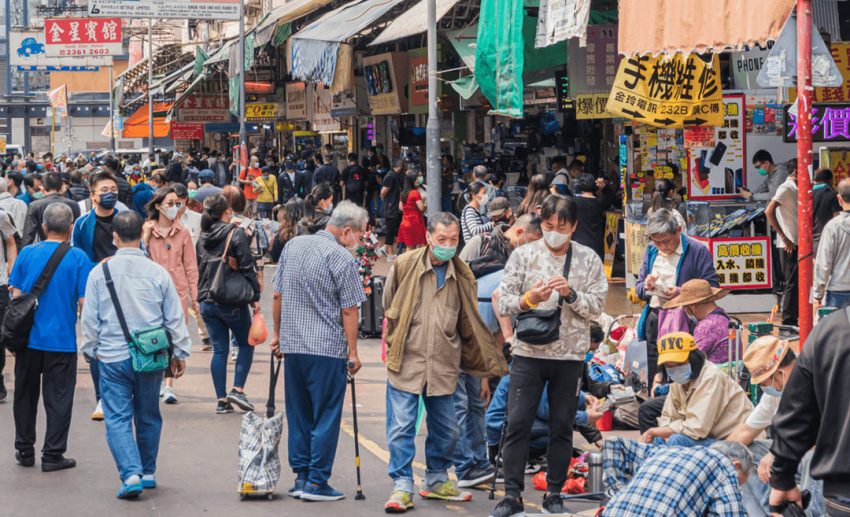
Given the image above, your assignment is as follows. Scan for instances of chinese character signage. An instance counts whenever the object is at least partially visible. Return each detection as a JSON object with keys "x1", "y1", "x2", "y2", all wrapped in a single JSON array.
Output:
[
  {"x1": 568, "y1": 24, "x2": 620, "y2": 95},
  {"x1": 710, "y1": 237, "x2": 772, "y2": 290},
  {"x1": 177, "y1": 95, "x2": 230, "y2": 123},
  {"x1": 784, "y1": 103, "x2": 850, "y2": 143},
  {"x1": 45, "y1": 18, "x2": 122, "y2": 58},
  {"x1": 687, "y1": 94, "x2": 746, "y2": 200},
  {"x1": 820, "y1": 149, "x2": 850, "y2": 186},
  {"x1": 684, "y1": 126, "x2": 716, "y2": 149},
  {"x1": 10, "y1": 30, "x2": 109, "y2": 70},
  {"x1": 285, "y1": 83, "x2": 308, "y2": 121},
  {"x1": 607, "y1": 53, "x2": 724, "y2": 128},
  {"x1": 245, "y1": 103, "x2": 281, "y2": 122},
  {"x1": 408, "y1": 49, "x2": 429, "y2": 112},
  {"x1": 810, "y1": 43, "x2": 850, "y2": 102},
  {"x1": 311, "y1": 85, "x2": 341, "y2": 133},
  {"x1": 88, "y1": 0, "x2": 240, "y2": 20},
  {"x1": 575, "y1": 93, "x2": 613, "y2": 119},
  {"x1": 170, "y1": 122, "x2": 204, "y2": 140}
]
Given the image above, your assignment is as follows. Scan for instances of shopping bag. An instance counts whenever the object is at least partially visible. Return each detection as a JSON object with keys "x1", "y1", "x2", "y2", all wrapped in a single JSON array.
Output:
[
  {"x1": 238, "y1": 356, "x2": 283, "y2": 498},
  {"x1": 248, "y1": 313, "x2": 269, "y2": 346}
]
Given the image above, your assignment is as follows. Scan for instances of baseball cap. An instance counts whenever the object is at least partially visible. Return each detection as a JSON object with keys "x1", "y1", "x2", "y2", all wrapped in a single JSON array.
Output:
[
  {"x1": 744, "y1": 335, "x2": 791, "y2": 385},
  {"x1": 487, "y1": 197, "x2": 511, "y2": 219},
  {"x1": 657, "y1": 332, "x2": 697, "y2": 365},
  {"x1": 199, "y1": 169, "x2": 215, "y2": 179}
]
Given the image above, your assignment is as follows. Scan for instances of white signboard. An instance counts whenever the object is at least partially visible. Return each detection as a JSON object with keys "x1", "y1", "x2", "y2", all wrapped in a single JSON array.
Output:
[
  {"x1": 10, "y1": 30, "x2": 110, "y2": 70},
  {"x1": 88, "y1": 0, "x2": 241, "y2": 20}
]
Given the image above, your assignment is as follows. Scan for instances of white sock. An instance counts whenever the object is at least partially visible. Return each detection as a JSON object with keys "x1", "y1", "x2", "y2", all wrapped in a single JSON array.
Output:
[
  {"x1": 125, "y1": 474, "x2": 141, "y2": 486},
  {"x1": 142, "y1": 475, "x2": 155, "y2": 482}
]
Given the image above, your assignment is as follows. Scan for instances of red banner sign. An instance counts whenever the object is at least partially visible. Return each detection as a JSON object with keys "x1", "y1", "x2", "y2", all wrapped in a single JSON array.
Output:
[
  {"x1": 44, "y1": 18, "x2": 122, "y2": 58},
  {"x1": 171, "y1": 122, "x2": 204, "y2": 140}
]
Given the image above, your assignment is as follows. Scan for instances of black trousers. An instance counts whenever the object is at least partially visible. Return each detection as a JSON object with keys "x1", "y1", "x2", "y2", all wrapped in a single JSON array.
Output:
[
  {"x1": 13, "y1": 348, "x2": 77, "y2": 461},
  {"x1": 645, "y1": 307, "x2": 660, "y2": 391},
  {"x1": 780, "y1": 248, "x2": 799, "y2": 326},
  {"x1": 638, "y1": 395, "x2": 667, "y2": 434},
  {"x1": 0, "y1": 286, "x2": 9, "y2": 376},
  {"x1": 501, "y1": 356, "x2": 582, "y2": 498}
]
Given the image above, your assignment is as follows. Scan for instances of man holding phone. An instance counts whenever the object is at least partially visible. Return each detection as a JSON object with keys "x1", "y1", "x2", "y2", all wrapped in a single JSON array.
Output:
[{"x1": 739, "y1": 150, "x2": 790, "y2": 201}]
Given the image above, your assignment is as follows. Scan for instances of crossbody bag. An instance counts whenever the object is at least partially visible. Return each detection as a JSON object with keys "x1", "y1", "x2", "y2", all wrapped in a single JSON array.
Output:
[
  {"x1": 103, "y1": 261, "x2": 171, "y2": 372},
  {"x1": 514, "y1": 245, "x2": 573, "y2": 345}
]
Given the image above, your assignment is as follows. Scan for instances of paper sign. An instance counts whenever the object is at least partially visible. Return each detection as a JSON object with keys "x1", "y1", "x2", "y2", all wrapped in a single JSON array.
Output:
[
  {"x1": 607, "y1": 53, "x2": 724, "y2": 128},
  {"x1": 711, "y1": 237, "x2": 772, "y2": 290}
]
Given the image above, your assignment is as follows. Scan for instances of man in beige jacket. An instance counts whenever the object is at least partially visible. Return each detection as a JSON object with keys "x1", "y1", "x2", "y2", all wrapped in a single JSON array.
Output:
[{"x1": 640, "y1": 331, "x2": 753, "y2": 447}]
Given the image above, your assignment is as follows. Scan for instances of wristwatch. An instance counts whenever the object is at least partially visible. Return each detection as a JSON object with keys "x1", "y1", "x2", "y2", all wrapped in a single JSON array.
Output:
[{"x1": 565, "y1": 288, "x2": 578, "y2": 304}]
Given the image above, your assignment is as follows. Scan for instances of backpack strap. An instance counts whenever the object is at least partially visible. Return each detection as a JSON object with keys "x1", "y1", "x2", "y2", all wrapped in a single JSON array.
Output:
[
  {"x1": 102, "y1": 261, "x2": 132, "y2": 343},
  {"x1": 30, "y1": 242, "x2": 71, "y2": 299}
]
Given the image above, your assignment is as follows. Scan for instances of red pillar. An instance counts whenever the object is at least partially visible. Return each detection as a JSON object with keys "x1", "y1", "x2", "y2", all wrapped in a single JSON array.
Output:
[{"x1": 797, "y1": 0, "x2": 814, "y2": 345}]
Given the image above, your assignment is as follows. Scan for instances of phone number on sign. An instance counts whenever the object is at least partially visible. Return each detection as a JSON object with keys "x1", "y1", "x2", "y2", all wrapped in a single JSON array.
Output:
[{"x1": 58, "y1": 48, "x2": 112, "y2": 57}]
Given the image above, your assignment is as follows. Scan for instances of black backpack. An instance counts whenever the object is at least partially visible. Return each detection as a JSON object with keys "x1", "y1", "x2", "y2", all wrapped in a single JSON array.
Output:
[
  {"x1": 1, "y1": 242, "x2": 70, "y2": 354},
  {"x1": 467, "y1": 233, "x2": 511, "y2": 278}
]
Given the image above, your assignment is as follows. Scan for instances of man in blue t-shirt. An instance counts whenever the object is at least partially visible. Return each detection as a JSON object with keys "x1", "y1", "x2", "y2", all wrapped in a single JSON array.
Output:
[{"x1": 10, "y1": 203, "x2": 92, "y2": 472}]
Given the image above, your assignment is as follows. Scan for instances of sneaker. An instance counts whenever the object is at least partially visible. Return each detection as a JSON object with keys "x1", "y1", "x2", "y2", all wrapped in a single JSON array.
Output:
[
  {"x1": 418, "y1": 480, "x2": 472, "y2": 502},
  {"x1": 201, "y1": 338, "x2": 212, "y2": 352},
  {"x1": 215, "y1": 400, "x2": 234, "y2": 414},
  {"x1": 384, "y1": 490, "x2": 414, "y2": 513},
  {"x1": 162, "y1": 387, "x2": 178, "y2": 405},
  {"x1": 226, "y1": 390, "x2": 254, "y2": 412},
  {"x1": 230, "y1": 348, "x2": 239, "y2": 362},
  {"x1": 457, "y1": 465, "x2": 496, "y2": 488},
  {"x1": 0, "y1": 374, "x2": 7, "y2": 402},
  {"x1": 141, "y1": 475, "x2": 157, "y2": 489},
  {"x1": 42, "y1": 456, "x2": 77, "y2": 472},
  {"x1": 159, "y1": 383, "x2": 165, "y2": 398},
  {"x1": 542, "y1": 492, "x2": 565, "y2": 514},
  {"x1": 91, "y1": 400, "x2": 104, "y2": 421},
  {"x1": 490, "y1": 495, "x2": 525, "y2": 517},
  {"x1": 300, "y1": 482, "x2": 345, "y2": 502},
  {"x1": 15, "y1": 450, "x2": 35, "y2": 467},
  {"x1": 117, "y1": 475, "x2": 143, "y2": 499},
  {"x1": 288, "y1": 473, "x2": 307, "y2": 498},
  {"x1": 525, "y1": 460, "x2": 542, "y2": 475}
]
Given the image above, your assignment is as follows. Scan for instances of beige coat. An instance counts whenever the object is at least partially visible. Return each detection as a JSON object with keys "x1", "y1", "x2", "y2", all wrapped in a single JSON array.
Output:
[{"x1": 659, "y1": 361, "x2": 753, "y2": 440}]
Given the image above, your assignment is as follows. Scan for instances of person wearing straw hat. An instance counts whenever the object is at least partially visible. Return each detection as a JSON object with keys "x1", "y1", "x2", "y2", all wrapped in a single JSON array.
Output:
[
  {"x1": 640, "y1": 331, "x2": 752, "y2": 448},
  {"x1": 663, "y1": 279, "x2": 731, "y2": 364}
]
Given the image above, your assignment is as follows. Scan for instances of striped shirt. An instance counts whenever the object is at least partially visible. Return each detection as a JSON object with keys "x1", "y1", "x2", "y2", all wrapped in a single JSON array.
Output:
[{"x1": 461, "y1": 204, "x2": 493, "y2": 242}]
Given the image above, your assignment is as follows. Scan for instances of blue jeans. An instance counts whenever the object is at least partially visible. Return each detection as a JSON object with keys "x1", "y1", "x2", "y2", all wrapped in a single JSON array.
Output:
[
  {"x1": 654, "y1": 433, "x2": 716, "y2": 447},
  {"x1": 284, "y1": 354, "x2": 347, "y2": 486},
  {"x1": 742, "y1": 440, "x2": 825, "y2": 517},
  {"x1": 452, "y1": 371, "x2": 490, "y2": 479},
  {"x1": 825, "y1": 291, "x2": 850, "y2": 309},
  {"x1": 386, "y1": 382, "x2": 458, "y2": 493},
  {"x1": 201, "y1": 302, "x2": 254, "y2": 399},
  {"x1": 99, "y1": 358, "x2": 163, "y2": 482}
]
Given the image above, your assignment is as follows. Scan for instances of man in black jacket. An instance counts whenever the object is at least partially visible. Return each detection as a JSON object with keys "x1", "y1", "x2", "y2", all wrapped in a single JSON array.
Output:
[
  {"x1": 573, "y1": 174, "x2": 615, "y2": 260},
  {"x1": 770, "y1": 307, "x2": 850, "y2": 516},
  {"x1": 278, "y1": 161, "x2": 306, "y2": 202},
  {"x1": 22, "y1": 172, "x2": 81, "y2": 245}
]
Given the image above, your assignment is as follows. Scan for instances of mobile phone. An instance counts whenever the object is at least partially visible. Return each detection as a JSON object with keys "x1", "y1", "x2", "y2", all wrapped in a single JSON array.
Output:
[{"x1": 709, "y1": 142, "x2": 727, "y2": 166}]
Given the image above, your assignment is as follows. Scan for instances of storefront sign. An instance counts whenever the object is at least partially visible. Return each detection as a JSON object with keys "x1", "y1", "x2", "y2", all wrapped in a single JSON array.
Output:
[
  {"x1": 809, "y1": 42, "x2": 850, "y2": 102},
  {"x1": 820, "y1": 149, "x2": 850, "y2": 185},
  {"x1": 625, "y1": 221, "x2": 648, "y2": 277},
  {"x1": 177, "y1": 95, "x2": 230, "y2": 123},
  {"x1": 607, "y1": 53, "x2": 723, "y2": 128},
  {"x1": 170, "y1": 122, "x2": 204, "y2": 140},
  {"x1": 730, "y1": 45, "x2": 772, "y2": 90},
  {"x1": 784, "y1": 103, "x2": 850, "y2": 143},
  {"x1": 409, "y1": 51, "x2": 429, "y2": 108},
  {"x1": 311, "y1": 85, "x2": 341, "y2": 132},
  {"x1": 285, "y1": 82, "x2": 307, "y2": 121},
  {"x1": 363, "y1": 53, "x2": 408, "y2": 116},
  {"x1": 575, "y1": 93, "x2": 613, "y2": 119},
  {"x1": 687, "y1": 94, "x2": 746, "y2": 200},
  {"x1": 568, "y1": 24, "x2": 620, "y2": 95},
  {"x1": 245, "y1": 103, "x2": 281, "y2": 122},
  {"x1": 205, "y1": 122, "x2": 239, "y2": 133},
  {"x1": 710, "y1": 237, "x2": 772, "y2": 290},
  {"x1": 10, "y1": 30, "x2": 109, "y2": 70},
  {"x1": 0, "y1": 136, "x2": 6, "y2": 154},
  {"x1": 44, "y1": 18, "x2": 122, "y2": 58},
  {"x1": 88, "y1": 0, "x2": 240, "y2": 20}
]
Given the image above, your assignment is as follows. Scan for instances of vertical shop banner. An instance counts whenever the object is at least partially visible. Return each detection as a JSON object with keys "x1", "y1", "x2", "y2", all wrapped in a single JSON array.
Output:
[
  {"x1": 687, "y1": 94, "x2": 746, "y2": 200},
  {"x1": 408, "y1": 49, "x2": 429, "y2": 114},
  {"x1": 285, "y1": 82, "x2": 308, "y2": 120},
  {"x1": 625, "y1": 221, "x2": 648, "y2": 277},
  {"x1": 607, "y1": 53, "x2": 724, "y2": 128},
  {"x1": 575, "y1": 93, "x2": 613, "y2": 119},
  {"x1": 710, "y1": 237, "x2": 771, "y2": 290},
  {"x1": 568, "y1": 24, "x2": 620, "y2": 95},
  {"x1": 44, "y1": 18, "x2": 122, "y2": 58},
  {"x1": 311, "y1": 86, "x2": 341, "y2": 132},
  {"x1": 603, "y1": 211, "x2": 620, "y2": 278},
  {"x1": 0, "y1": 136, "x2": 6, "y2": 154}
]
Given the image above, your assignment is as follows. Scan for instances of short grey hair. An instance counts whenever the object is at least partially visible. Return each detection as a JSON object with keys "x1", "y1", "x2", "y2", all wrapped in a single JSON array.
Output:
[
  {"x1": 473, "y1": 165, "x2": 488, "y2": 179},
  {"x1": 328, "y1": 200, "x2": 368, "y2": 230},
  {"x1": 43, "y1": 202, "x2": 74, "y2": 234},
  {"x1": 427, "y1": 212, "x2": 460, "y2": 233},
  {"x1": 646, "y1": 208, "x2": 680, "y2": 237},
  {"x1": 0, "y1": 178, "x2": 9, "y2": 194},
  {"x1": 710, "y1": 441, "x2": 754, "y2": 473}
]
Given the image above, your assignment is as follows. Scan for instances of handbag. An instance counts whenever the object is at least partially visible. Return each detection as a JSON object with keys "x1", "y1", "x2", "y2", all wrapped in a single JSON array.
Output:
[
  {"x1": 0, "y1": 242, "x2": 71, "y2": 354},
  {"x1": 103, "y1": 262, "x2": 171, "y2": 373},
  {"x1": 210, "y1": 228, "x2": 255, "y2": 306},
  {"x1": 514, "y1": 246, "x2": 572, "y2": 345}
]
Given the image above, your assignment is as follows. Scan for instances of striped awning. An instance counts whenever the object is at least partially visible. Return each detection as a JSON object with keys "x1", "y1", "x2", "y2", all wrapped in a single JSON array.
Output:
[{"x1": 370, "y1": 0, "x2": 463, "y2": 46}]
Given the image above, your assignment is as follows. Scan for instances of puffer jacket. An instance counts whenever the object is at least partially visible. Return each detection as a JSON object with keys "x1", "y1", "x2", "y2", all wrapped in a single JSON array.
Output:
[{"x1": 196, "y1": 220, "x2": 260, "y2": 304}]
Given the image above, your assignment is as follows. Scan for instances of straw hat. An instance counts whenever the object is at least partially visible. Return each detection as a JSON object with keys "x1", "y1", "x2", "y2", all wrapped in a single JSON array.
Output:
[
  {"x1": 744, "y1": 335, "x2": 791, "y2": 385},
  {"x1": 663, "y1": 279, "x2": 729, "y2": 309}
]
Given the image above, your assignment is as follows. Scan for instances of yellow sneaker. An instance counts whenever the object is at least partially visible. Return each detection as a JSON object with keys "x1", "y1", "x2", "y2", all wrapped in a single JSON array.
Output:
[
  {"x1": 384, "y1": 490, "x2": 414, "y2": 513},
  {"x1": 418, "y1": 480, "x2": 472, "y2": 502}
]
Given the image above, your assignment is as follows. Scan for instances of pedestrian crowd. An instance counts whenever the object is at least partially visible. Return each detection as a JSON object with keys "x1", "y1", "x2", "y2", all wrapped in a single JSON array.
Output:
[{"x1": 0, "y1": 145, "x2": 848, "y2": 517}]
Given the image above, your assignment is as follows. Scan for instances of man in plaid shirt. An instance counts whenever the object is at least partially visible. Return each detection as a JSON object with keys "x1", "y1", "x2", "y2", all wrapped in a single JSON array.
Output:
[{"x1": 602, "y1": 437, "x2": 751, "y2": 516}]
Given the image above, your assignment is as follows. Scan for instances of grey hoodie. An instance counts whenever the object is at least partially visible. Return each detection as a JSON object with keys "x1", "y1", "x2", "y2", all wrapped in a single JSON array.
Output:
[{"x1": 815, "y1": 211, "x2": 850, "y2": 299}]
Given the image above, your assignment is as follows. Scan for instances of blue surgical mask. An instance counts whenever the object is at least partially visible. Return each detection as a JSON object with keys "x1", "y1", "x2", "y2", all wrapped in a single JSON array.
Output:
[
  {"x1": 667, "y1": 363, "x2": 692, "y2": 384},
  {"x1": 761, "y1": 385, "x2": 782, "y2": 397},
  {"x1": 99, "y1": 192, "x2": 118, "y2": 209}
]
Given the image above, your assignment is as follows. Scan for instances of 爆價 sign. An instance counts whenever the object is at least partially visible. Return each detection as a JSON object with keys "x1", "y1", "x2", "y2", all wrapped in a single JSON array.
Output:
[
  {"x1": 44, "y1": 18, "x2": 122, "y2": 58},
  {"x1": 245, "y1": 103, "x2": 281, "y2": 122},
  {"x1": 88, "y1": 0, "x2": 240, "y2": 20},
  {"x1": 575, "y1": 93, "x2": 613, "y2": 120},
  {"x1": 784, "y1": 102, "x2": 850, "y2": 143},
  {"x1": 710, "y1": 237, "x2": 772, "y2": 290},
  {"x1": 607, "y1": 53, "x2": 724, "y2": 128}
]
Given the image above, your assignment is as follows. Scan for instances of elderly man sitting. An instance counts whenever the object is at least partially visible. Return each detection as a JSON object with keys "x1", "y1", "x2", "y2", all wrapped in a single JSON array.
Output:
[{"x1": 641, "y1": 332, "x2": 752, "y2": 447}]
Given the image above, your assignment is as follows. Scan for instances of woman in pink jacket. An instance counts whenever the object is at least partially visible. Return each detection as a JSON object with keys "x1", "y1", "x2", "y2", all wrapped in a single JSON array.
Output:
[{"x1": 143, "y1": 186, "x2": 199, "y2": 404}]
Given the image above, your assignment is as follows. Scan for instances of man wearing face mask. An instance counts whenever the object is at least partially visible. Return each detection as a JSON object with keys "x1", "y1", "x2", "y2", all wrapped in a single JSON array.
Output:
[
  {"x1": 382, "y1": 212, "x2": 508, "y2": 513},
  {"x1": 491, "y1": 195, "x2": 608, "y2": 517},
  {"x1": 640, "y1": 332, "x2": 752, "y2": 448},
  {"x1": 740, "y1": 150, "x2": 790, "y2": 202},
  {"x1": 22, "y1": 172, "x2": 81, "y2": 245}
]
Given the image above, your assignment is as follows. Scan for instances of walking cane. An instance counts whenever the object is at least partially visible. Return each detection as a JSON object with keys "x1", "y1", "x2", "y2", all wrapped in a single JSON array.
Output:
[{"x1": 348, "y1": 362, "x2": 366, "y2": 500}]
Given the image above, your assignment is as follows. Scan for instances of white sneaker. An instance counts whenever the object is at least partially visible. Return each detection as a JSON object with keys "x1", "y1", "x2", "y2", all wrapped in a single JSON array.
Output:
[
  {"x1": 162, "y1": 387, "x2": 178, "y2": 405},
  {"x1": 91, "y1": 400, "x2": 104, "y2": 421},
  {"x1": 230, "y1": 348, "x2": 239, "y2": 362}
]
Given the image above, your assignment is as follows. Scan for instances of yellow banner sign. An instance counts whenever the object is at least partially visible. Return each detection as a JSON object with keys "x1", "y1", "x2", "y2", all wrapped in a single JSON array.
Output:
[
  {"x1": 607, "y1": 53, "x2": 723, "y2": 128},
  {"x1": 245, "y1": 103, "x2": 281, "y2": 122},
  {"x1": 0, "y1": 136, "x2": 5, "y2": 154},
  {"x1": 575, "y1": 93, "x2": 614, "y2": 120}
]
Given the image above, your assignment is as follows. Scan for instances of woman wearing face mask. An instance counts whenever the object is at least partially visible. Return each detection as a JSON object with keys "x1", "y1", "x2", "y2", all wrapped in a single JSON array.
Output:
[
  {"x1": 297, "y1": 183, "x2": 334, "y2": 236},
  {"x1": 460, "y1": 181, "x2": 493, "y2": 243},
  {"x1": 396, "y1": 170, "x2": 427, "y2": 253},
  {"x1": 639, "y1": 331, "x2": 753, "y2": 448},
  {"x1": 185, "y1": 180, "x2": 203, "y2": 213},
  {"x1": 196, "y1": 194, "x2": 261, "y2": 414},
  {"x1": 143, "y1": 186, "x2": 199, "y2": 405}
]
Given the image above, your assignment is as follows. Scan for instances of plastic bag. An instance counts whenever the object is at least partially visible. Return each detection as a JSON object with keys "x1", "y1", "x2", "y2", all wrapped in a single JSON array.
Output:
[{"x1": 248, "y1": 313, "x2": 269, "y2": 346}]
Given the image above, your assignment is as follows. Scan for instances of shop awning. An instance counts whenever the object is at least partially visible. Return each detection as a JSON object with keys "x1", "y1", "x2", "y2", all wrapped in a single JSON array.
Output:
[
  {"x1": 293, "y1": 0, "x2": 406, "y2": 43},
  {"x1": 370, "y1": 0, "x2": 462, "y2": 46},
  {"x1": 255, "y1": 0, "x2": 335, "y2": 35},
  {"x1": 122, "y1": 102, "x2": 172, "y2": 139},
  {"x1": 618, "y1": 0, "x2": 795, "y2": 56}
]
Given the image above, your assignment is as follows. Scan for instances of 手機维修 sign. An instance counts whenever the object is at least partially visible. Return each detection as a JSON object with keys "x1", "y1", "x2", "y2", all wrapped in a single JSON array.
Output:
[
  {"x1": 44, "y1": 18, "x2": 122, "y2": 58},
  {"x1": 607, "y1": 53, "x2": 724, "y2": 128}
]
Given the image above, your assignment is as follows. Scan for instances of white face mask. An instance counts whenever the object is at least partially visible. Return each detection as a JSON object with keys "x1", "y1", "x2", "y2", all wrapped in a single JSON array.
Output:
[
  {"x1": 543, "y1": 229, "x2": 571, "y2": 248},
  {"x1": 162, "y1": 205, "x2": 180, "y2": 221},
  {"x1": 479, "y1": 194, "x2": 489, "y2": 206}
]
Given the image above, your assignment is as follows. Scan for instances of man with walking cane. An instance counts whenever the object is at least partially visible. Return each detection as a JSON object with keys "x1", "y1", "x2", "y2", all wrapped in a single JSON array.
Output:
[{"x1": 270, "y1": 201, "x2": 368, "y2": 502}]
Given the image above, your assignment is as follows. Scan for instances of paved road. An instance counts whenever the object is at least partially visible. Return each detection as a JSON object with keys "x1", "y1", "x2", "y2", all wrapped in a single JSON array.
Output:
[{"x1": 0, "y1": 265, "x2": 612, "y2": 517}]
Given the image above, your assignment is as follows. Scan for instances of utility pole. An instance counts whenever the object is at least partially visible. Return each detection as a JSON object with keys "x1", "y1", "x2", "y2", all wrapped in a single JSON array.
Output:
[
  {"x1": 425, "y1": 0, "x2": 441, "y2": 216},
  {"x1": 148, "y1": 18, "x2": 154, "y2": 151},
  {"x1": 238, "y1": 0, "x2": 247, "y2": 177},
  {"x1": 797, "y1": 0, "x2": 813, "y2": 344},
  {"x1": 109, "y1": 65, "x2": 116, "y2": 152}
]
